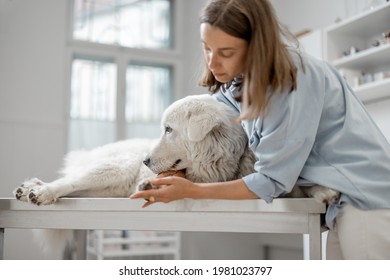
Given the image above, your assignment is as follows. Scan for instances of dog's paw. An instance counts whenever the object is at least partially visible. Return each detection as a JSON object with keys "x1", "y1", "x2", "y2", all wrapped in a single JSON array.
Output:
[
  {"x1": 13, "y1": 178, "x2": 44, "y2": 202},
  {"x1": 136, "y1": 179, "x2": 157, "y2": 192},
  {"x1": 13, "y1": 178, "x2": 57, "y2": 205},
  {"x1": 28, "y1": 188, "x2": 58, "y2": 205}
]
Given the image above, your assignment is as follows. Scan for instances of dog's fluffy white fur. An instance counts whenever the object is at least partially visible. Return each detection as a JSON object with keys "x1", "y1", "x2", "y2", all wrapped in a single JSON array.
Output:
[{"x1": 13, "y1": 94, "x2": 339, "y2": 256}]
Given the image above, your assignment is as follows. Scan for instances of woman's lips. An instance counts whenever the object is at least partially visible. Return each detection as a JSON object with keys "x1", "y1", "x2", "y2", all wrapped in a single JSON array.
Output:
[{"x1": 213, "y1": 72, "x2": 226, "y2": 77}]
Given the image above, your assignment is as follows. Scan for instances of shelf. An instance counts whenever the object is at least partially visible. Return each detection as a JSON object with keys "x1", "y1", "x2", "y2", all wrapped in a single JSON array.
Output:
[
  {"x1": 354, "y1": 78, "x2": 390, "y2": 103},
  {"x1": 324, "y1": 3, "x2": 390, "y2": 103},
  {"x1": 97, "y1": 236, "x2": 178, "y2": 245},
  {"x1": 332, "y1": 44, "x2": 390, "y2": 70},
  {"x1": 87, "y1": 247, "x2": 178, "y2": 258},
  {"x1": 86, "y1": 229, "x2": 181, "y2": 260},
  {"x1": 325, "y1": 2, "x2": 390, "y2": 36}
]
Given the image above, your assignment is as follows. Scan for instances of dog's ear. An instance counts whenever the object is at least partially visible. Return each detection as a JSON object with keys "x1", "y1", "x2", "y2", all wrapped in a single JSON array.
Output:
[{"x1": 187, "y1": 113, "x2": 220, "y2": 142}]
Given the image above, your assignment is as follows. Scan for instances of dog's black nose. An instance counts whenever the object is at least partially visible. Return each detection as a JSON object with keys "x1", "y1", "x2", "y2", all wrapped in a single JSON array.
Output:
[{"x1": 143, "y1": 156, "x2": 151, "y2": 167}]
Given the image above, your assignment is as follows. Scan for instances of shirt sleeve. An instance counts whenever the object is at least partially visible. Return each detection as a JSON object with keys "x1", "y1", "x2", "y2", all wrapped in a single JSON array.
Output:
[{"x1": 243, "y1": 60, "x2": 326, "y2": 202}]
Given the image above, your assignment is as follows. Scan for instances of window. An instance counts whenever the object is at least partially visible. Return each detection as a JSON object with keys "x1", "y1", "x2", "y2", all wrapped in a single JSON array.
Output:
[
  {"x1": 126, "y1": 63, "x2": 172, "y2": 123},
  {"x1": 68, "y1": 0, "x2": 177, "y2": 151},
  {"x1": 67, "y1": 0, "x2": 182, "y2": 259},
  {"x1": 68, "y1": 0, "x2": 182, "y2": 259},
  {"x1": 125, "y1": 63, "x2": 172, "y2": 138},
  {"x1": 71, "y1": 56, "x2": 117, "y2": 121},
  {"x1": 73, "y1": 0, "x2": 172, "y2": 49}
]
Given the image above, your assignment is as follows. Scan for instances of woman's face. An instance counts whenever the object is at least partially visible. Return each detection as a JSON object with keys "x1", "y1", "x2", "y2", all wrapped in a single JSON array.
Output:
[{"x1": 200, "y1": 23, "x2": 248, "y2": 83}]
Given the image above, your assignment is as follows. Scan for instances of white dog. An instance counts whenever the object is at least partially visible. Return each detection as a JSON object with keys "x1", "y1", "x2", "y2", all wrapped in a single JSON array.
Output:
[
  {"x1": 14, "y1": 94, "x2": 256, "y2": 205},
  {"x1": 13, "y1": 94, "x2": 339, "y2": 255}
]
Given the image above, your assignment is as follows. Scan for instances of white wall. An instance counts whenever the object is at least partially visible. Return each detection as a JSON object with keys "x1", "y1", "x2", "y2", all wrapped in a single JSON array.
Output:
[
  {"x1": 0, "y1": 0, "x2": 68, "y2": 259},
  {"x1": 0, "y1": 0, "x2": 68, "y2": 191},
  {"x1": 181, "y1": 0, "x2": 209, "y2": 96}
]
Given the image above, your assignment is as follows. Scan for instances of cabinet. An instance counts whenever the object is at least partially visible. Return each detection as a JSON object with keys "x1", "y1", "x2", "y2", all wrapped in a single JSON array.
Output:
[{"x1": 323, "y1": 2, "x2": 390, "y2": 102}]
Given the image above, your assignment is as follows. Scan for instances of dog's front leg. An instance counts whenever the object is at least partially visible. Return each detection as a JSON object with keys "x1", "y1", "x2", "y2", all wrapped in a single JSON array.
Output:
[{"x1": 14, "y1": 177, "x2": 76, "y2": 205}]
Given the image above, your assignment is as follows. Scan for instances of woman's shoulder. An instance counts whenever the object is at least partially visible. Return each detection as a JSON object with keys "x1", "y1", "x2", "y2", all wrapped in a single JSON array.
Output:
[{"x1": 288, "y1": 46, "x2": 327, "y2": 72}]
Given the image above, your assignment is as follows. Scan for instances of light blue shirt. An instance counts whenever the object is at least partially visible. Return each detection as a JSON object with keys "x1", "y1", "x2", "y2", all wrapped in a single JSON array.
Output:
[{"x1": 215, "y1": 50, "x2": 390, "y2": 228}]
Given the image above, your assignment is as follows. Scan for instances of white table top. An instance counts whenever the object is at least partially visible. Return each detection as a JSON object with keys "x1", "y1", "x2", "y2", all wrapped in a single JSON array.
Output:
[
  {"x1": 0, "y1": 197, "x2": 325, "y2": 213},
  {"x1": 0, "y1": 197, "x2": 325, "y2": 234}
]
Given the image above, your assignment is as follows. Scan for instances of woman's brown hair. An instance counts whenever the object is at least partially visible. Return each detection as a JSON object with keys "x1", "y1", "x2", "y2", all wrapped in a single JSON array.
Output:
[{"x1": 198, "y1": 0, "x2": 300, "y2": 120}]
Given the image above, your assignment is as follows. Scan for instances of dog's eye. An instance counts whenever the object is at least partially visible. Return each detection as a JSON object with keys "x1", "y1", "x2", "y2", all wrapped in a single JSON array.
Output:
[{"x1": 164, "y1": 126, "x2": 173, "y2": 134}]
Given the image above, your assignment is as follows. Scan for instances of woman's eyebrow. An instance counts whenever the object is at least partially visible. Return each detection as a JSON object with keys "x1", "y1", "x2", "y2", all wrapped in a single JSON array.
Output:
[
  {"x1": 201, "y1": 42, "x2": 237, "y2": 51},
  {"x1": 218, "y1": 47, "x2": 236, "y2": 51}
]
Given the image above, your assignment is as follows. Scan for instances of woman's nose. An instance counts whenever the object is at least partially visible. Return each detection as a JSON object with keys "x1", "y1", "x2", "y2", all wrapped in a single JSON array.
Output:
[{"x1": 208, "y1": 53, "x2": 218, "y2": 69}]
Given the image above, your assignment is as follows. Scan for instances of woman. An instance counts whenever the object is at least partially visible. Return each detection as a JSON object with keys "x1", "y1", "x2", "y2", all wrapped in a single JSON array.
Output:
[{"x1": 131, "y1": 0, "x2": 390, "y2": 259}]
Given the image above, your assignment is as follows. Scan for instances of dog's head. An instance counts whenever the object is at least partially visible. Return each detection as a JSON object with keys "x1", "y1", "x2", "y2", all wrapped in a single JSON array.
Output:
[{"x1": 143, "y1": 94, "x2": 252, "y2": 182}]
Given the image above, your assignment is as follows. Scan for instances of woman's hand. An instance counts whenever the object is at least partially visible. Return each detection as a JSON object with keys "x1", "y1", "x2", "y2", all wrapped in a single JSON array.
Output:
[{"x1": 129, "y1": 176, "x2": 198, "y2": 208}]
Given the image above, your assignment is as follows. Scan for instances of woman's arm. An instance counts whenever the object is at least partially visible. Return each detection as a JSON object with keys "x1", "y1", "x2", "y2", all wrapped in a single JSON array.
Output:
[{"x1": 129, "y1": 176, "x2": 260, "y2": 208}]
